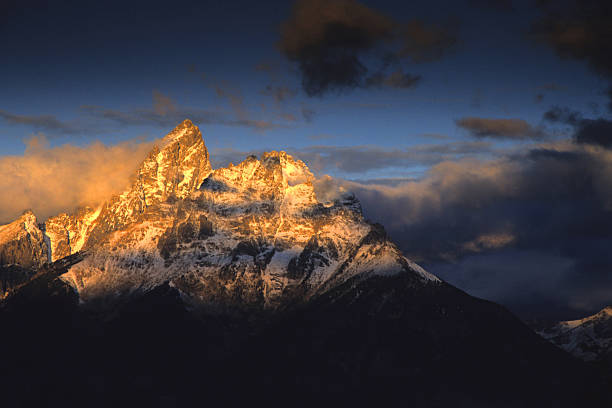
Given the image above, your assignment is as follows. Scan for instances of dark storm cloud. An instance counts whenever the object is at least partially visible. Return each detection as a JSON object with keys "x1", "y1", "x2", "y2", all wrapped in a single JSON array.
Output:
[
  {"x1": 456, "y1": 117, "x2": 546, "y2": 140},
  {"x1": 0, "y1": 110, "x2": 81, "y2": 135},
  {"x1": 324, "y1": 141, "x2": 612, "y2": 312},
  {"x1": 533, "y1": 0, "x2": 612, "y2": 110},
  {"x1": 533, "y1": 0, "x2": 612, "y2": 78},
  {"x1": 278, "y1": 0, "x2": 456, "y2": 96},
  {"x1": 544, "y1": 107, "x2": 612, "y2": 148},
  {"x1": 397, "y1": 20, "x2": 458, "y2": 63}
]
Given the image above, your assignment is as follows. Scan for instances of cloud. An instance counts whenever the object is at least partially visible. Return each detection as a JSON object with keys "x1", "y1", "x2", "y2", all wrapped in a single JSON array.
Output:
[
  {"x1": 456, "y1": 117, "x2": 546, "y2": 140},
  {"x1": 212, "y1": 83, "x2": 290, "y2": 130},
  {"x1": 277, "y1": 0, "x2": 455, "y2": 96},
  {"x1": 544, "y1": 106, "x2": 612, "y2": 148},
  {"x1": 0, "y1": 134, "x2": 155, "y2": 224},
  {"x1": 364, "y1": 70, "x2": 421, "y2": 89},
  {"x1": 397, "y1": 20, "x2": 458, "y2": 63},
  {"x1": 208, "y1": 141, "x2": 495, "y2": 177},
  {"x1": 533, "y1": 0, "x2": 612, "y2": 110},
  {"x1": 261, "y1": 85, "x2": 297, "y2": 103},
  {"x1": 533, "y1": 0, "x2": 612, "y2": 78},
  {"x1": 214, "y1": 83, "x2": 248, "y2": 120},
  {"x1": 301, "y1": 106, "x2": 316, "y2": 122},
  {"x1": 324, "y1": 140, "x2": 612, "y2": 315},
  {"x1": 0, "y1": 110, "x2": 81, "y2": 135},
  {"x1": 82, "y1": 90, "x2": 284, "y2": 132},
  {"x1": 290, "y1": 141, "x2": 494, "y2": 174},
  {"x1": 152, "y1": 89, "x2": 177, "y2": 115}
]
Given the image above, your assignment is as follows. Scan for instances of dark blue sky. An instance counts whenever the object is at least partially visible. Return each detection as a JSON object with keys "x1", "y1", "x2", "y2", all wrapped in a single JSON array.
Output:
[
  {"x1": 2, "y1": 0, "x2": 612, "y2": 321},
  {"x1": 1, "y1": 0, "x2": 605, "y2": 161}
]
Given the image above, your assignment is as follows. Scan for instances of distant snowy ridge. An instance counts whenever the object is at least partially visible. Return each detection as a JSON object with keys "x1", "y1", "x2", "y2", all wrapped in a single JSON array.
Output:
[{"x1": 539, "y1": 306, "x2": 612, "y2": 362}]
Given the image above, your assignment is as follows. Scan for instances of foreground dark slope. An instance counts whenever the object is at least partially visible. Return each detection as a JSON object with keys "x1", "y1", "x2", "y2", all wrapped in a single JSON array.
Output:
[{"x1": 0, "y1": 257, "x2": 609, "y2": 408}]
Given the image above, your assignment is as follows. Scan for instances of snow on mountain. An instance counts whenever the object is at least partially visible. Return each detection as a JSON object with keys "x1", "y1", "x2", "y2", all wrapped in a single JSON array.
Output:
[
  {"x1": 0, "y1": 210, "x2": 48, "y2": 296},
  {"x1": 44, "y1": 119, "x2": 212, "y2": 262},
  {"x1": 0, "y1": 119, "x2": 438, "y2": 310},
  {"x1": 0, "y1": 210, "x2": 47, "y2": 262},
  {"x1": 540, "y1": 306, "x2": 612, "y2": 362}
]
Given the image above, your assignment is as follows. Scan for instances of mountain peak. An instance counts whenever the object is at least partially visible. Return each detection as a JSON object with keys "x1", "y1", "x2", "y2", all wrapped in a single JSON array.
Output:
[
  {"x1": 540, "y1": 305, "x2": 612, "y2": 362},
  {"x1": 0, "y1": 209, "x2": 48, "y2": 272},
  {"x1": 44, "y1": 121, "x2": 213, "y2": 261},
  {"x1": 18, "y1": 209, "x2": 37, "y2": 222},
  {"x1": 161, "y1": 118, "x2": 202, "y2": 149},
  {"x1": 261, "y1": 150, "x2": 314, "y2": 186}
]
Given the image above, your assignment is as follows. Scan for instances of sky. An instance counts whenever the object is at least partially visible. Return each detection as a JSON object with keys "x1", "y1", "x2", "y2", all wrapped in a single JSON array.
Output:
[{"x1": 1, "y1": 0, "x2": 612, "y2": 322}]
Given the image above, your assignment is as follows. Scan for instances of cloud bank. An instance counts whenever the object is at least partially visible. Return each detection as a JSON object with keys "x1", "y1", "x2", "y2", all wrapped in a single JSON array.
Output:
[
  {"x1": 0, "y1": 134, "x2": 155, "y2": 223},
  {"x1": 329, "y1": 141, "x2": 612, "y2": 315}
]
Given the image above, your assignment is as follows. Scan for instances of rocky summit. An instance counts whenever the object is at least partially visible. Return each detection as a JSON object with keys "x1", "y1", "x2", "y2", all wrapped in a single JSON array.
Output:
[{"x1": 0, "y1": 120, "x2": 610, "y2": 408}]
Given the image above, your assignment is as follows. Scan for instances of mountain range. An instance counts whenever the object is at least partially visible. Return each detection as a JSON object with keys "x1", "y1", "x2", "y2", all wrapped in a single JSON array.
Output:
[{"x1": 0, "y1": 120, "x2": 609, "y2": 407}]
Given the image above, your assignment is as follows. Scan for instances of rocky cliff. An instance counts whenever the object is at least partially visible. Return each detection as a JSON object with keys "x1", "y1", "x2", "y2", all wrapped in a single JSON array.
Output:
[{"x1": 0, "y1": 210, "x2": 48, "y2": 295}]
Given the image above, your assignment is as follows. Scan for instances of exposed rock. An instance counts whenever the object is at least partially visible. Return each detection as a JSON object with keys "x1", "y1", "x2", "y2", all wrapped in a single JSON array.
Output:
[
  {"x1": 0, "y1": 210, "x2": 48, "y2": 295},
  {"x1": 45, "y1": 119, "x2": 212, "y2": 261},
  {"x1": 54, "y1": 136, "x2": 436, "y2": 310},
  {"x1": 540, "y1": 306, "x2": 612, "y2": 364}
]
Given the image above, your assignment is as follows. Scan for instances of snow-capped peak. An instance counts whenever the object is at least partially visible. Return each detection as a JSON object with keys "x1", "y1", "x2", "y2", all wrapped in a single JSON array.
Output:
[
  {"x1": 3, "y1": 120, "x2": 441, "y2": 310},
  {"x1": 0, "y1": 209, "x2": 48, "y2": 271},
  {"x1": 540, "y1": 305, "x2": 612, "y2": 362},
  {"x1": 44, "y1": 119, "x2": 212, "y2": 261}
]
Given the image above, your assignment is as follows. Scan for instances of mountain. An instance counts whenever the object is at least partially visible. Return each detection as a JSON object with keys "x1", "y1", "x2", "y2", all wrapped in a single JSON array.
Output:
[
  {"x1": 540, "y1": 306, "x2": 612, "y2": 364},
  {"x1": 0, "y1": 120, "x2": 609, "y2": 407},
  {"x1": 44, "y1": 119, "x2": 212, "y2": 262},
  {"x1": 0, "y1": 210, "x2": 48, "y2": 296}
]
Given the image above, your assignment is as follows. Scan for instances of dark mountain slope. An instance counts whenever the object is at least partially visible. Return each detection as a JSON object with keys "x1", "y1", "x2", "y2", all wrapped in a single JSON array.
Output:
[{"x1": 0, "y1": 260, "x2": 609, "y2": 407}]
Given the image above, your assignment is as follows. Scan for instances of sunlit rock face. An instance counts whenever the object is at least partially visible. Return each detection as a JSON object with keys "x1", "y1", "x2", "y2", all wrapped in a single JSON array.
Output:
[
  {"x1": 0, "y1": 210, "x2": 48, "y2": 295},
  {"x1": 540, "y1": 306, "x2": 612, "y2": 363},
  {"x1": 50, "y1": 121, "x2": 438, "y2": 310},
  {"x1": 0, "y1": 119, "x2": 437, "y2": 309},
  {"x1": 44, "y1": 119, "x2": 212, "y2": 261}
]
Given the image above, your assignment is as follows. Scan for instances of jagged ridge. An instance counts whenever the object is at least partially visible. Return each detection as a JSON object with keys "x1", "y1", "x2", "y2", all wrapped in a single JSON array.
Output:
[
  {"x1": 540, "y1": 306, "x2": 612, "y2": 363},
  {"x1": 0, "y1": 120, "x2": 436, "y2": 309}
]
